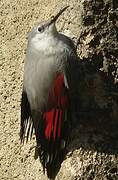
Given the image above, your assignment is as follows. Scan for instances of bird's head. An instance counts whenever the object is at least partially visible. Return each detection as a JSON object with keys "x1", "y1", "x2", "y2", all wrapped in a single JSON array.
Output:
[{"x1": 29, "y1": 6, "x2": 69, "y2": 41}]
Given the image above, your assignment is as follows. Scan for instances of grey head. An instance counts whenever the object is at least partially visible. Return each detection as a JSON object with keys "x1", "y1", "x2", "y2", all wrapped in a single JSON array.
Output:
[{"x1": 28, "y1": 6, "x2": 69, "y2": 41}]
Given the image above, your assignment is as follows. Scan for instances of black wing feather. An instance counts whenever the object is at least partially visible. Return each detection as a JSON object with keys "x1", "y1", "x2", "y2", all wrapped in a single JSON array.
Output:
[
  {"x1": 20, "y1": 90, "x2": 32, "y2": 143},
  {"x1": 66, "y1": 51, "x2": 81, "y2": 97}
]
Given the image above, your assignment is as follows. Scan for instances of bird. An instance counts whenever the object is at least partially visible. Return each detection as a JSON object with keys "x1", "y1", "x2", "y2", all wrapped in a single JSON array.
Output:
[{"x1": 20, "y1": 6, "x2": 80, "y2": 179}]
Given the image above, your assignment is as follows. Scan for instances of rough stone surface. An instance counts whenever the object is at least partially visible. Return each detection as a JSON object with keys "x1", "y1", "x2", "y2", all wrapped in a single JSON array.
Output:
[{"x1": 0, "y1": 0, "x2": 118, "y2": 180}]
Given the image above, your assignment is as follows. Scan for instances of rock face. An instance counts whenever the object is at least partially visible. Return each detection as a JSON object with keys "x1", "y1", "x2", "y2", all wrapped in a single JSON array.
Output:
[
  {"x1": 76, "y1": 0, "x2": 118, "y2": 113},
  {"x1": 59, "y1": 1, "x2": 118, "y2": 179},
  {"x1": 0, "y1": 0, "x2": 118, "y2": 180},
  {"x1": 79, "y1": 0, "x2": 118, "y2": 82}
]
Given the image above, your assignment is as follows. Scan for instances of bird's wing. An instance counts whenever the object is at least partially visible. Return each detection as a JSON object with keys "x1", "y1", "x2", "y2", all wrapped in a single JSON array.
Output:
[
  {"x1": 58, "y1": 32, "x2": 82, "y2": 94},
  {"x1": 64, "y1": 49, "x2": 84, "y2": 124},
  {"x1": 20, "y1": 89, "x2": 33, "y2": 143},
  {"x1": 65, "y1": 50, "x2": 81, "y2": 98}
]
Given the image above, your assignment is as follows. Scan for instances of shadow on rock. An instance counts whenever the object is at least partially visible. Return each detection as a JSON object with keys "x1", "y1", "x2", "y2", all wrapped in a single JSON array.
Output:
[{"x1": 68, "y1": 107, "x2": 118, "y2": 155}]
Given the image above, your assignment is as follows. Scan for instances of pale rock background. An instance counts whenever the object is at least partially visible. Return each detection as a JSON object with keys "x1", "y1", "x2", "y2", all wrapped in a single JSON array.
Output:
[{"x1": 0, "y1": 0, "x2": 118, "y2": 180}]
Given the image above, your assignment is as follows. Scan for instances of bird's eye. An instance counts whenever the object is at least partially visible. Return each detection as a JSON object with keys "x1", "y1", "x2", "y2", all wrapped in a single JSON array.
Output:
[{"x1": 38, "y1": 26, "x2": 44, "y2": 33}]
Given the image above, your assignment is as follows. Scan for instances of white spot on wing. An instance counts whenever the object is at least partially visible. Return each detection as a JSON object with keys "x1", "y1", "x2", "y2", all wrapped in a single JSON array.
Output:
[{"x1": 64, "y1": 74, "x2": 69, "y2": 88}]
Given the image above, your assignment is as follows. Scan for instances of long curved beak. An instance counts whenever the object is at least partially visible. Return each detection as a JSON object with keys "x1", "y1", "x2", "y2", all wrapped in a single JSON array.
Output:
[{"x1": 48, "y1": 6, "x2": 69, "y2": 26}]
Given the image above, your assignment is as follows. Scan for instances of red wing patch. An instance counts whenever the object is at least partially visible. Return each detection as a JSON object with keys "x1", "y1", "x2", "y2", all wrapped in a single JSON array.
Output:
[{"x1": 43, "y1": 73, "x2": 69, "y2": 141}]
